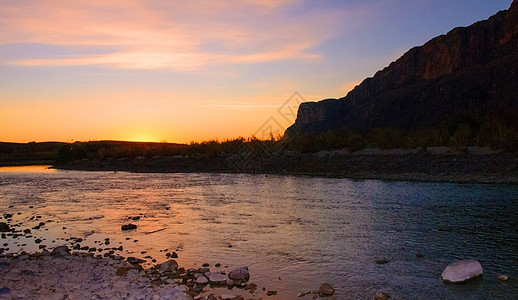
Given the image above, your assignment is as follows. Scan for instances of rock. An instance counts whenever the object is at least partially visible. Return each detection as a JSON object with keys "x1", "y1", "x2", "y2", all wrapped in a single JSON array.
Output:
[
  {"x1": 498, "y1": 275, "x2": 509, "y2": 281},
  {"x1": 116, "y1": 267, "x2": 128, "y2": 276},
  {"x1": 266, "y1": 291, "x2": 277, "y2": 296},
  {"x1": 207, "y1": 272, "x2": 229, "y2": 285},
  {"x1": 318, "y1": 283, "x2": 335, "y2": 296},
  {"x1": 441, "y1": 259, "x2": 483, "y2": 283},
  {"x1": 374, "y1": 291, "x2": 390, "y2": 300},
  {"x1": 51, "y1": 246, "x2": 70, "y2": 257},
  {"x1": 195, "y1": 276, "x2": 209, "y2": 284},
  {"x1": 0, "y1": 287, "x2": 12, "y2": 300},
  {"x1": 159, "y1": 260, "x2": 179, "y2": 273},
  {"x1": 171, "y1": 252, "x2": 178, "y2": 258},
  {"x1": 229, "y1": 266, "x2": 250, "y2": 281},
  {"x1": 121, "y1": 224, "x2": 137, "y2": 231},
  {"x1": 0, "y1": 223, "x2": 10, "y2": 232},
  {"x1": 159, "y1": 290, "x2": 191, "y2": 300},
  {"x1": 244, "y1": 283, "x2": 257, "y2": 291}
]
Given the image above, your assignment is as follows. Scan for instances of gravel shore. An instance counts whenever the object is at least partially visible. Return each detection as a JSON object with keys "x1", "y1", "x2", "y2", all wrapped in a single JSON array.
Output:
[
  {"x1": 0, "y1": 247, "x2": 259, "y2": 300},
  {"x1": 56, "y1": 151, "x2": 518, "y2": 184}
]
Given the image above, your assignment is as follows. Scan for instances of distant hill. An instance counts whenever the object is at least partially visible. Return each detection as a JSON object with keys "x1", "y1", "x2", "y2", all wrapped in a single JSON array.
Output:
[
  {"x1": 286, "y1": 1, "x2": 518, "y2": 142},
  {"x1": 0, "y1": 141, "x2": 186, "y2": 166}
]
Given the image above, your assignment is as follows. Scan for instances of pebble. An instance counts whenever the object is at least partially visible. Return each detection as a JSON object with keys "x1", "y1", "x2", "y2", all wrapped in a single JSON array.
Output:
[
  {"x1": 195, "y1": 276, "x2": 209, "y2": 284},
  {"x1": 318, "y1": 283, "x2": 335, "y2": 296},
  {"x1": 498, "y1": 275, "x2": 509, "y2": 281},
  {"x1": 121, "y1": 224, "x2": 137, "y2": 231},
  {"x1": 0, "y1": 250, "x2": 198, "y2": 300},
  {"x1": 374, "y1": 291, "x2": 390, "y2": 300},
  {"x1": 375, "y1": 258, "x2": 389, "y2": 264},
  {"x1": 207, "y1": 272, "x2": 229, "y2": 284}
]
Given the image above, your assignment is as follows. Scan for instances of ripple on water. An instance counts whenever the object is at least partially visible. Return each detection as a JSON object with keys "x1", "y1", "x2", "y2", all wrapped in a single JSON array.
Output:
[{"x1": 0, "y1": 170, "x2": 517, "y2": 298}]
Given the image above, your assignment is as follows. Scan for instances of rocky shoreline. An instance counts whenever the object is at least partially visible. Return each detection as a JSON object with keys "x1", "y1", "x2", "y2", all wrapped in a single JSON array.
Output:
[
  {"x1": 54, "y1": 150, "x2": 518, "y2": 184},
  {"x1": 0, "y1": 247, "x2": 262, "y2": 300},
  {"x1": 1, "y1": 213, "x2": 340, "y2": 300}
]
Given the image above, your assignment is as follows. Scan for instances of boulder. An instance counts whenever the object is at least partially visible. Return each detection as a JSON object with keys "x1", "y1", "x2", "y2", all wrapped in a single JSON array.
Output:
[
  {"x1": 441, "y1": 259, "x2": 483, "y2": 283},
  {"x1": 228, "y1": 266, "x2": 250, "y2": 281}
]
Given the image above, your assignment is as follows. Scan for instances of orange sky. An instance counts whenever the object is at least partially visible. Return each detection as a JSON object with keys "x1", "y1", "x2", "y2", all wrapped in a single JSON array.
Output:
[{"x1": 0, "y1": 0, "x2": 512, "y2": 143}]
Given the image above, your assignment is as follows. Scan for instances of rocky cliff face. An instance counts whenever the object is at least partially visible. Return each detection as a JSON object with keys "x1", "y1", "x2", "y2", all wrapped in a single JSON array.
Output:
[{"x1": 286, "y1": 0, "x2": 518, "y2": 136}]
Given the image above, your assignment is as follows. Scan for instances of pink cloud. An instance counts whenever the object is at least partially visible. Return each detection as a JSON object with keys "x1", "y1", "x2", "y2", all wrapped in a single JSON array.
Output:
[{"x1": 1, "y1": 0, "x2": 363, "y2": 70}]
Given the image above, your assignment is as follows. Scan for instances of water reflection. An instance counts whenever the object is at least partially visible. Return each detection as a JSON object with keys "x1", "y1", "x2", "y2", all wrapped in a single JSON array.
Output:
[{"x1": 0, "y1": 170, "x2": 517, "y2": 298}]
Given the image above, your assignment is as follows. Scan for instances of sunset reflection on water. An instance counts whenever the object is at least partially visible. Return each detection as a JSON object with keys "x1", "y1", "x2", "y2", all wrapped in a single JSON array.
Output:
[{"x1": 1, "y1": 169, "x2": 517, "y2": 299}]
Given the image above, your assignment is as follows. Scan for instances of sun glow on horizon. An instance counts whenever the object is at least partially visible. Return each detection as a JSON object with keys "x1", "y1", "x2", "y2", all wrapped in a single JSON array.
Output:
[{"x1": 0, "y1": 1, "x2": 512, "y2": 144}]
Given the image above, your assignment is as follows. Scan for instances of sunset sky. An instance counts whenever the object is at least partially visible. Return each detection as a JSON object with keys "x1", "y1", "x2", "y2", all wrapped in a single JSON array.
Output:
[{"x1": 0, "y1": 0, "x2": 513, "y2": 143}]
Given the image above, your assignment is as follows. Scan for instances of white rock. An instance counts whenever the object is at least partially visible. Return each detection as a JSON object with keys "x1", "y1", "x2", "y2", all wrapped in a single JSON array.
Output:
[
  {"x1": 441, "y1": 259, "x2": 483, "y2": 283},
  {"x1": 221, "y1": 295, "x2": 238, "y2": 300}
]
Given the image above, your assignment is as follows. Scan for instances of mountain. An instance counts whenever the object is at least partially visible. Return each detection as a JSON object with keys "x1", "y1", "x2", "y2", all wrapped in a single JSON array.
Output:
[{"x1": 286, "y1": 1, "x2": 518, "y2": 137}]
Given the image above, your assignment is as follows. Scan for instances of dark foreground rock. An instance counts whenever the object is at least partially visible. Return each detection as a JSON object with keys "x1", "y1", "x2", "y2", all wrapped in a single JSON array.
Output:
[
  {"x1": 0, "y1": 223, "x2": 10, "y2": 232},
  {"x1": 121, "y1": 224, "x2": 137, "y2": 231}
]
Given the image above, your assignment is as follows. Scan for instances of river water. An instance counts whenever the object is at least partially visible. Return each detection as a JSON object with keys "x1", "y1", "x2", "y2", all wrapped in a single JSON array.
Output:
[{"x1": 0, "y1": 166, "x2": 517, "y2": 299}]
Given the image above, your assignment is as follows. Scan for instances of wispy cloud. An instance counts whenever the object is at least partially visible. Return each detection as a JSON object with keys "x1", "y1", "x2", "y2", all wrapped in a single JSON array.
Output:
[{"x1": 0, "y1": 0, "x2": 345, "y2": 70}]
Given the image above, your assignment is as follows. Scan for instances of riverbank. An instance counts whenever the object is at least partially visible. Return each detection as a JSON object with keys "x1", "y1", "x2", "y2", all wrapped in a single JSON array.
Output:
[
  {"x1": 53, "y1": 150, "x2": 518, "y2": 184},
  {"x1": 0, "y1": 210, "x2": 335, "y2": 300}
]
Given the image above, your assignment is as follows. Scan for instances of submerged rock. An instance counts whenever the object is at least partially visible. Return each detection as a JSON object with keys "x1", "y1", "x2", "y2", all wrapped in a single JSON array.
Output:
[
  {"x1": 441, "y1": 259, "x2": 483, "y2": 283},
  {"x1": 498, "y1": 275, "x2": 509, "y2": 281}
]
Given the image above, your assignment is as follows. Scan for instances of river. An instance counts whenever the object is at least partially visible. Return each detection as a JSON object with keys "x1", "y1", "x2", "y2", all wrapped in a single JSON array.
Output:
[{"x1": 0, "y1": 166, "x2": 517, "y2": 299}]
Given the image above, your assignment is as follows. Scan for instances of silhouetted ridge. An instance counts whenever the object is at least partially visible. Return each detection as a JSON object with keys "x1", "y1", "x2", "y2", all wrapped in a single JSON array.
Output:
[{"x1": 286, "y1": 0, "x2": 518, "y2": 136}]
